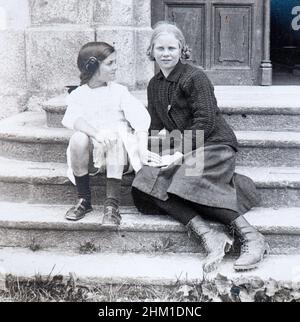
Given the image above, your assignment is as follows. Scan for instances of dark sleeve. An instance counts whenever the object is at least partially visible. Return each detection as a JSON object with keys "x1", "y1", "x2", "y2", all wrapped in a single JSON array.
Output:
[
  {"x1": 147, "y1": 83, "x2": 164, "y2": 134},
  {"x1": 181, "y1": 70, "x2": 217, "y2": 151},
  {"x1": 183, "y1": 70, "x2": 216, "y2": 137}
]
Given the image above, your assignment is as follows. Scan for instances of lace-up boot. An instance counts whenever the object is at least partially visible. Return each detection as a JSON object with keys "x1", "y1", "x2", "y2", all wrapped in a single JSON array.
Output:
[
  {"x1": 186, "y1": 216, "x2": 233, "y2": 273},
  {"x1": 230, "y1": 216, "x2": 269, "y2": 271}
]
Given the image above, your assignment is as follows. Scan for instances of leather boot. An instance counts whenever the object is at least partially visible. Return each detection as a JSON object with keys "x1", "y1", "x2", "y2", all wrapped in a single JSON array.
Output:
[
  {"x1": 231, "y1": 215, "x2": 269, "y2": 271},
  {"x1": 186, "y1": 216, "x2": 233, "y2": 273}
]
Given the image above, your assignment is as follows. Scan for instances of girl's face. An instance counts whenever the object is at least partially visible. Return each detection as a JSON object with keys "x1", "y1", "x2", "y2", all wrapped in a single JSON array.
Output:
[
  {"x1": 153, "y1": 33, "x2": 181, "y2": 74},
  {"x1": 95, "y1": 51, "x2": 117, "y2": 83}
]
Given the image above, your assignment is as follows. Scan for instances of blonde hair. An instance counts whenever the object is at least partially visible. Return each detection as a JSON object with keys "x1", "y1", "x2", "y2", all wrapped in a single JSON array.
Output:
[{"x1": 147, "y1": 21, "x2": 192, "y2": 61}]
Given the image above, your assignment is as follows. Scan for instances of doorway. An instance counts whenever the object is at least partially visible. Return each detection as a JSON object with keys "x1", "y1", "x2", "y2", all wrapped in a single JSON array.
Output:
[
  {"x1": 271, "y1": 0, "x2": 300, "y2": 85},
  {"x1": 151, "y1": 0, "x2": 264, "y2": 85}
]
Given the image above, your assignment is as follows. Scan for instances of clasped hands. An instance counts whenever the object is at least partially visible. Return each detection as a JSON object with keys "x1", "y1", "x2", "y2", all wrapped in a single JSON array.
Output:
[{"x1": 94, "y1": 129, "x2": 118, "y2": 148}]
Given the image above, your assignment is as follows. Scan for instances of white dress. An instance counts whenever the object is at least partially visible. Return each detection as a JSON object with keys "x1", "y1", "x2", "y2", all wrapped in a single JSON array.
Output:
[{"x1": 62, "y1": 82, "x2": 151, "y2": 184}]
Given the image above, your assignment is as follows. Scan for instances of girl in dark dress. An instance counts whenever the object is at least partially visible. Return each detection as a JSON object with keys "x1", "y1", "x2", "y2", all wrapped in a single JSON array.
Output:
[{"x1": 132, "y1": 21, "x2": 269, "y2": 272}]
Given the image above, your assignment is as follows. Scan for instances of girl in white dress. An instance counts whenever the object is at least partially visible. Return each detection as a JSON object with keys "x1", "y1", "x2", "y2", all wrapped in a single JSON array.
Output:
[{"x1": 62, "y1": 42, "x2": 160, "y2": 224}]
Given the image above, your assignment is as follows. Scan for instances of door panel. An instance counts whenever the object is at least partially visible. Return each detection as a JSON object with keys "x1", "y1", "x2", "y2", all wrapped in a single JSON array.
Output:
[
  {"x1": 214, "y1": 6, "x2": 251, "y2": 66},
  {"x1": 166, "y1": 4, "x2": 205, "y2": 67}
]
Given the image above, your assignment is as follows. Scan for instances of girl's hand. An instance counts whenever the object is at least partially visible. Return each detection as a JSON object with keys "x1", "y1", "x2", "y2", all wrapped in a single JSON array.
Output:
[
  {"x1": 160, "y1": 151, "x2": 183, "y2": 169},
  {"x1": 95, "y1": 130, "x2": 117, "y2": 148},
  {"x1": 139, "y1": 150, "x2": 162, "y2": 167}
]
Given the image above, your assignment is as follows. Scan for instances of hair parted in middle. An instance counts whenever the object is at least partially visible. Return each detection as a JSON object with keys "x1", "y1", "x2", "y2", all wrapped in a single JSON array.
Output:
[
  {"x1": 146, "y1": 21, "x2": 192, "y2": 61},
  {"x1": 77, "y1": 41, "x2": 115, "y2": 85}
]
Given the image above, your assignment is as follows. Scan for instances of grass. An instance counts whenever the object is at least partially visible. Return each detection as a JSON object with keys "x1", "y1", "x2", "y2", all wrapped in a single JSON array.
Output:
[
  {"x1": 0, "y1": 273, "x2": 299, "y2": 302},
  {"x1": 0, "y1": 275, "x2": 203, "y2": 302},
  {"x1": 150, "y1": 237, "x2": 176, "y2": 253},
  {"x1": 29, "y1": 237, "x2": 42, "y2": 252},
  {"x1": 78, "y1": 241, "x2": 98, "y2": 254}
]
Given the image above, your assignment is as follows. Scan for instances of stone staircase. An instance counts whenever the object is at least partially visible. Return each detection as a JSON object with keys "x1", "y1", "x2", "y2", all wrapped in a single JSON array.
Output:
[{"x1": 0, "y1": 86, "x2": 300, "y2": 299}]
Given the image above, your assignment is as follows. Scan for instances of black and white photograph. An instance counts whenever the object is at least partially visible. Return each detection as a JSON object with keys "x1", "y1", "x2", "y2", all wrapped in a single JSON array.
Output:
[{"x1": 0, "y1": 0, "x2": 299, "y2": 308}]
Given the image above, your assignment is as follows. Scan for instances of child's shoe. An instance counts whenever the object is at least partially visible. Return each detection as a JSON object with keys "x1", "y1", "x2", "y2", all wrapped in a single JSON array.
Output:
[
  {"x1": 65, "y1": 198, "x2": 93, "y2": 221},
  {"x1": 102, "y1": 204, "x2": 122, "y2": 225}
]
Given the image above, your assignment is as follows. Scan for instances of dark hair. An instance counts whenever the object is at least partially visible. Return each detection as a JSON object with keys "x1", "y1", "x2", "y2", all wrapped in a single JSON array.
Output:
[{"x1": 77, "y1": 42, "x2": 115, "y2": 85}]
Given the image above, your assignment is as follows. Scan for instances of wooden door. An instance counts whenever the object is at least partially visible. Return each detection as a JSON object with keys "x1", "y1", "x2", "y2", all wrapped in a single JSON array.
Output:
[{"x1": 151, "y1": 0, "x2": 265, "y2": 85}]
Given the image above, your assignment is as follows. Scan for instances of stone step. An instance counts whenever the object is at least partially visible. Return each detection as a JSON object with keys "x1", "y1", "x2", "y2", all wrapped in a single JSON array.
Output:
[
  {"x1": 1, "y1": 112, "x2": 300, "y2": 167},
  {"x1": 0, "y1": 202, "x2": 299, "y2": 256},
  {"x1": 223, "y1": 109, "x2": 300, "y2": 132},
  {"x1": 234, "y1": 131, "x2": 300, "y2": 167},
  {"x1": 42, "y1": 87, "x2": 300, "y2": 131},
  {"x1": 0, "y1": 112, "x2": 71, "y2": 163},
  {"x1": 0, "y1": 247, "x2": 299, "y2": 290},
  {"x1": 0, "y1": 156, "x2": 300, "y2": 207},
  {"x1": 216, "y1": 86, "x2": 300, "y2": 132}
]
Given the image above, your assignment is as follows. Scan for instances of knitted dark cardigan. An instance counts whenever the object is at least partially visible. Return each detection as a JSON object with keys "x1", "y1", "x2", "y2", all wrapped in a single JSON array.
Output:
[{"x1": 147, "y1": 61, "x2": 239, "y2": 152}]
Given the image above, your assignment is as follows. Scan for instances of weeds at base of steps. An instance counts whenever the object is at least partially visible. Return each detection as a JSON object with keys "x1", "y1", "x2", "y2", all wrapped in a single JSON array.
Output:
[{"x1": 0, "y1": 272, "x2": 299, "y2": 302}]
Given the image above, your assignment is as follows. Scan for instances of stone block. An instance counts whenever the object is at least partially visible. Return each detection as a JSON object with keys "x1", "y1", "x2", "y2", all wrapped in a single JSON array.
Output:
[
  {"x1": 0, "y1": 30, "x2": 28, "y2": 119},
  {"x1": 28, "y1": 0, "x2": 93, "y2": 25},
  {"x1": 0, "y1": 181, "x2": 134, "y2": 205},
  {"x1": 96, "y1": 26, "x2": 136, "y2": 89},
  {"x1": 0, "y1": 30, "x2": 26, "y2": 93},
  {"x1": 136, "y1": 28, "x2": 154, "y2": 89},
  {"x1": 223, "y1": 114, "x2": 300, "y2": 132},
  {"x1": 94, "y1": 0, "x2": 134, "y2": 26},
  {"x1": 0, "y1": 94, "x2": 28, "y2": 120},
  {"x1": 236, "y1": 147, "x2": 300, "y2": 167},
  {"x1": 0, "y1": 0, "x2": 30, "y2": 30},
  {"x1": 0, "y1": 139, "x2": 68, "y2": 163},
  {"x1": 26, "y1": 26, "x2": 95, "y2": 93},
  {"x1": 1, "y1": 227, "x2": 201, "y2": 254},
  {"x1": 26, "y1": 93, "x2": 55, "y2": 112},
  {"x1": 134, "y1": 0, "x2": 151, "y2": 27}
]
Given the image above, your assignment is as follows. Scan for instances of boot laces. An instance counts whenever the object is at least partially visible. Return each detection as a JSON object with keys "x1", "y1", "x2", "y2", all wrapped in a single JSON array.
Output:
[
  {"x1": 201, "y1": 238, "x2": 209, "y2": 250},
  {"x1": 229, "y1": 224, "x2": 236, "y2": 239},
  {"x1": 240, "y1": 237, "x2": 251, "y2": 253},
  {"x1": 187, "y1": 226, "x2": 210, "y2": 251}
]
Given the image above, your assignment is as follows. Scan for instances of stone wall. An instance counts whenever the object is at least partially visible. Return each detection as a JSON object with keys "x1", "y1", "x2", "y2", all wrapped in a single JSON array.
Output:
[
  {"x1": 0, "y1": 0, "x2": 154, "y2": 119},
  {"x1": 0, "y1": 0, "x2": 30, "y2": 119}
]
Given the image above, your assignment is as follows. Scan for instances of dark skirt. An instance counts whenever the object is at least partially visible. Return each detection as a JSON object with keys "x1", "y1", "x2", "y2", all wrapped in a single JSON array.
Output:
[{"x1": 132, "y1": 144, "x2": 260, "y2": 214}]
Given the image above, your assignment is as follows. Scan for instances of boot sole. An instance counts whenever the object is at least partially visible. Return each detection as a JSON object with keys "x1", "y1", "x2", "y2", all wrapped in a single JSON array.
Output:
[
  {"x1": 203, "y1": 254, "x2": 226, "y2": 273},
  {"x1": 102, "y1": 215, "x2": 122, "y2": 226},
  {"x1": 65, "y1": 208, "x2": 93, "y2": 221},
  {"x1": 203, "y1": 238, "x2": 233, "y2": 273},
  {"x1": 234, "y1": 243, "x2": 270, "y2": 271}
]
